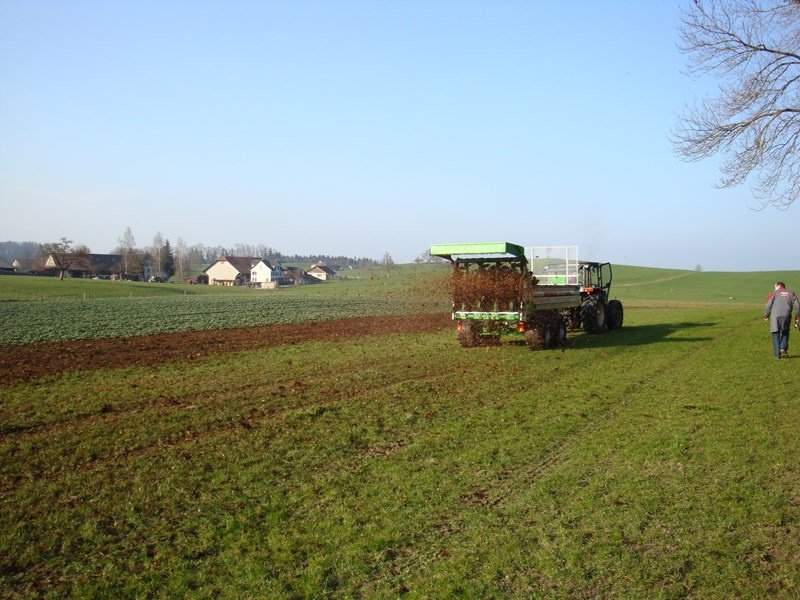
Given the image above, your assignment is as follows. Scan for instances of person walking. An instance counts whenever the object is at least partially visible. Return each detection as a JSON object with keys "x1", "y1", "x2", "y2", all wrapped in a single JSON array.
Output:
[{"x1": 764, "y1": 282, "x2": 800, "y2": 359}]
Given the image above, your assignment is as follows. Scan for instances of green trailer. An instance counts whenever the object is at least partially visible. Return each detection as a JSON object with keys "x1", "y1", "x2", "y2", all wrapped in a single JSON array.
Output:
[{"x1": 430, "y1": 242, "x2": 582, "y2": 349}]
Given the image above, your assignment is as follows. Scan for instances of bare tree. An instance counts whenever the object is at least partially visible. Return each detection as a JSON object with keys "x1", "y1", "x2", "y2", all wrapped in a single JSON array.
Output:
[
  {"x1": 117, "y1": 227, "x2": 136, "y2": 275},
  {"x1": 381, "y1": 251, "x2": 395, "y2": 275},
  {"x1": 152, "y1": 231, "x2": 164, "y2": 278},
  {"x1": 673, "y1": 0, "x2": 800, "y2": 209},
  {"x1": 176, "y1": 237, "x2": 188, "y2": 280}
]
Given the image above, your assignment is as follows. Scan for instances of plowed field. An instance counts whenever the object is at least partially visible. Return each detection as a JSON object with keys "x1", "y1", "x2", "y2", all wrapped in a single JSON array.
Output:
[{"x1": 0, "y1": 313, "x2": 450, "y2": 385}]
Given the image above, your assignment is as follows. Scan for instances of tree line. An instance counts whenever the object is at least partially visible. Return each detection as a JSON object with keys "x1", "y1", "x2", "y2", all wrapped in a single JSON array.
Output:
[{"x1": 2, "y1": 227, "x2": 379, "y2": 280}]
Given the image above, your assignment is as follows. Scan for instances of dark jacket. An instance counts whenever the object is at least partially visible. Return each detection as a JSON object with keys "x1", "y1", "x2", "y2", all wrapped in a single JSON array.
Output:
[{"x1": 765, "y1": 288, "x2": 800, "y2": 333}]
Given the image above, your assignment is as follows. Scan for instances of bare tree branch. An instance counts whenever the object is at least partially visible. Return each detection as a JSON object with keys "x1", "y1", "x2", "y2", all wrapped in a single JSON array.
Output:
[{"x1": 673, "y1": 0, "x2": 800, "y2": 208}]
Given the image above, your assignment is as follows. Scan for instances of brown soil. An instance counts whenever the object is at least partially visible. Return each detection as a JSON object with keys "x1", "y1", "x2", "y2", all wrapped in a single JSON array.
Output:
[{"x1": 0, "y1": 313, "x2": 450, "y2": 386}]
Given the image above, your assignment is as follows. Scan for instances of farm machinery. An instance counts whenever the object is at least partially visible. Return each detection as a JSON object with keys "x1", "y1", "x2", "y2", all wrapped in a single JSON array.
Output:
[{"x1": 429, "y1": 242, "x2": 623, "y2": 349}]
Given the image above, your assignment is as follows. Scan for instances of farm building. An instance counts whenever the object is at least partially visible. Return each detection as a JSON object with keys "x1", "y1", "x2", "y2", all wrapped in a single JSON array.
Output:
[
  {"x1": 204, "y1": 256, "x2": 283, "y2": 288},
  {"x1": 12, "y1": 258, "x2": 33, "y2": 273},
  {"x1": 0, "y1": 257, "x2": 15, "y2": 272},
  {"x1": 41, "y1": 253, "x2": 126, "y2": 278},
  {"x1": 279, "y1": 266, "x2": 321, "y2": 286},
  {"x1": 307, "y1": 263, "x2": 337, "y2": 281}
]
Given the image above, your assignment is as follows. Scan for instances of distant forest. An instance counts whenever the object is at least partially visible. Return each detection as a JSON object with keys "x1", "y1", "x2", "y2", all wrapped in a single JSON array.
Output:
[
  {"x1": 0, "y1": 240, "x2": 378, "y2": 269},
  {"x1": 0, "y1": 241, "x2": 39, "y2": 262}
]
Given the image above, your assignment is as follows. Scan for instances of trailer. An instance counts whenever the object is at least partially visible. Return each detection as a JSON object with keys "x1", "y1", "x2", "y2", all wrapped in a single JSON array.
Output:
[
  {"x1": 430, "y1": 242, "x2": 623, "y2": 349},
  {"x1": 430, "y1": 242, "x2": 582, "y2": 349}
]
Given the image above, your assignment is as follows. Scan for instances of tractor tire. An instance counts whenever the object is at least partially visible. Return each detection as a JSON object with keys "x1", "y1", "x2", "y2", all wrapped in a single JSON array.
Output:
[
  {"x1": 607, "y1": 300, "x2": 624, "y2": 330},
  {"x1": 525, "y1": 328, "x2": 544, "y2": 351},
  {"x1": 457, "y1": 321, "x2": 478, "y2": 348},
  {"x1": 581, "y1": 296, "x2": 607, "y2": 334}
]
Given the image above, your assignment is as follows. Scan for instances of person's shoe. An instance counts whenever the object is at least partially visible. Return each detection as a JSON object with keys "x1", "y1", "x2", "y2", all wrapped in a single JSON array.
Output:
[{"x1": 780, "y1": 349, "x2": 789, "y2": 358}]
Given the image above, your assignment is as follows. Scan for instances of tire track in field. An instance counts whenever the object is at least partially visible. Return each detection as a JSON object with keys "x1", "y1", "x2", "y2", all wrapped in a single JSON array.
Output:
[
  {"x1": 0, "y1": 366, "x2": 465, "y2": 495},
  {"x1": 615, "y1": 273, "x2": 694, "y2": 287},
  {"x1": 478, "y1": 313, "x2": 755, "y2": 507}
]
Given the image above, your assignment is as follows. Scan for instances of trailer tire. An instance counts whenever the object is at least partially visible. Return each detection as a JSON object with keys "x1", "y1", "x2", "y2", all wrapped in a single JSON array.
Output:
[
  {"x1": 581, "y1": 296, "x2": 607, "y2": 334},
  {"x1": 554, "y1": 317, "x2": 567, "y2": 346},
  {"x1": 457, "y1": 321, "x2": 478, "y2": 348},
  {"x1": 607, "y1": 300, "x2": 624, "y2": 330}
]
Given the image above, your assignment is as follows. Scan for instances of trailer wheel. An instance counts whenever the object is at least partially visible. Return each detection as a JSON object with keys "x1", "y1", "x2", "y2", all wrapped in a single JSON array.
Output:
[
  {"x1": 553, "y1": 317, "x2": 567, "y2": 346},
  {"x1": 580, "y1": 296, "x2": 607, "y2": 334},
  {"x1": 457, "y1": 321, "x2": 478, "y2": 348},
  {"x1": 607, "y1": 300, "x2": 624, "y2": 330},
  {"x1": 525, "y1": 328, "x2": 544, "y2": 350}
]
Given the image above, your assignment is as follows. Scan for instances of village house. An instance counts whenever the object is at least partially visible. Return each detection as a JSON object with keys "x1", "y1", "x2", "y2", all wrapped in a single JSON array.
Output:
[
  {"x1": 42, "y1": 253, "x2": 125, "y2": 278},
  {"x1": 204, "y1": 256, "x2": 254, "y2": 286},
  {"x1": 204, "y1": 256, "x2": 283, "y2": 288},
  {"x1": 307, "y1": 262, "x2": 337, "y2": 281},
  {"x1": 0, "y1": 257, "x2": 15, "y2": 272},
  {"x1": 250, "y1": 259, "x2": 283, "y2": 289},
  {"x1": 11, "y1": 258, "x2": 33, "y2": 273}
]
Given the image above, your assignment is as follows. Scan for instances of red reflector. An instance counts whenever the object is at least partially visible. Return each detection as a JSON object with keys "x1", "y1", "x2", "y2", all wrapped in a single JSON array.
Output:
[
  {"x1": 517, "y1": 322, "x2": 525, "y2": 333},
  {"x1": 456, "y1": 321, "x2": 463, "y2": 332}
]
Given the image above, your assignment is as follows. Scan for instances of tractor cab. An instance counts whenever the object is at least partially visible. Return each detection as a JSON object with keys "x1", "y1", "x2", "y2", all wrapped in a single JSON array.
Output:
[{"x1": 579, "y1": 261, "x2": 612, "y2": 296}]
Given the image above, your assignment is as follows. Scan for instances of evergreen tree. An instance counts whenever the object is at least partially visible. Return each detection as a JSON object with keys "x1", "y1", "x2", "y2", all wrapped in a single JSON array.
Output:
[{"x1": 162, "y1": 239, "x2": 176, "y2": 277}]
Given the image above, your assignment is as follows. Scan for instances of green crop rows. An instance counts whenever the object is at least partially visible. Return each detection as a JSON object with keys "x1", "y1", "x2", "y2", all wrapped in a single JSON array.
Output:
[{"x1": 0, "y1": 295, "x2": 437, "y2": 346}]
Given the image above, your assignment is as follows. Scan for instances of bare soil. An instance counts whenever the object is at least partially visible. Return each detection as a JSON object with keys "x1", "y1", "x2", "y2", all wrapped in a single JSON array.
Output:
[{"x1": 0, "y1": 313, "x2": 450, "y2": 386}]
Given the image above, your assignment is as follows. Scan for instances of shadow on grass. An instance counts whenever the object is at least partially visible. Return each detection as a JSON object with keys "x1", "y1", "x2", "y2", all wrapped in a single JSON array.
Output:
[{"x1": 504, "y1": 322, "x2": 717, "y2": 349}]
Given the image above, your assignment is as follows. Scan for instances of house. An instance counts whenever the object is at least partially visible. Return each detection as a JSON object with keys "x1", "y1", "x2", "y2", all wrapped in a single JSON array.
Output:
[
  {"x1": 0, "y1": 257, "x2": 14, "y2": 272},
  {"x1": 279, "y1": 266, "x2": 321, "y2": 286},
  {"x1": 12, "y1": 258, "x2": 33, "y2": 273},
  {"x1": 307, "y1": 262, "x2": 337, "y2": 281},
  {"x1": 250, "y1": 259, "x2": 283, "y2": 289},
  {"x1": 204, "y1": 256, "x2": 282, "y2": 287},
  {"x1": 42, "y1": 253, "x2": 125, "y2": 278}
]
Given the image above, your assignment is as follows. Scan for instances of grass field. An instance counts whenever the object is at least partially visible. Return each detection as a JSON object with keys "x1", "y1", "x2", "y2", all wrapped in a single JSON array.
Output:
[{"x1": 2, "y1": 265, "x2": 800, "y2": 597}]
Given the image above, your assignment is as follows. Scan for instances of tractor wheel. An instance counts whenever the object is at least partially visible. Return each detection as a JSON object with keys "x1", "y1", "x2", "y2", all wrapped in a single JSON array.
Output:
[
  {"x1": 525, "y1": 328, "x2": 544, "y2": 350},
  {"x1": 457, "y1": 321, "x2": 478, "y2": 348},
  {"x1": 580, "y1": 296, "x2": 607, "y2": 334},
  {"x1": 607, "y1": 300, "x2": 624, "y2": 330}
]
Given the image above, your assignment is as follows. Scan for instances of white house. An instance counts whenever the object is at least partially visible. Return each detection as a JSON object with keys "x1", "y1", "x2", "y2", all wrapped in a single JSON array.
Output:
[
  {"x1": 204, "y1": 256, "x2": 283, "y2": 287},
  {"x1": 204, "y1": 256, "x2": 255, "y2": 286},
  {"x1": 250, "y1": 259, "x2": 282, "y2": 289}
]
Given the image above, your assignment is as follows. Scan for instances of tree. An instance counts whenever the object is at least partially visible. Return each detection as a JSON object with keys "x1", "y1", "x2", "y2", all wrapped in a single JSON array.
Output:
[
  {"x1": 176, "y1": 237, "x2": 188, "y2": 280},
  {"x1": 162, "y1": 239, "x2": 175, "y2": 278},
  {"x1": 151, "y1": 231, "x2": 164, "y2": 277},
  {"x1": 381, "y1": 251, "x2": 395, "y2": 275},
  {"x1": 40, "y1": 237, "x2": 73, "y2": 280},
  {"x1": 695, "y1": 264, "x2": 704, "y2": 272},
  {"x1": 118, "y1": 227, "x2": 136, "y2": 275},
  {"x1": 673, "y1": 0, "x2": 800, "y2": 209}
]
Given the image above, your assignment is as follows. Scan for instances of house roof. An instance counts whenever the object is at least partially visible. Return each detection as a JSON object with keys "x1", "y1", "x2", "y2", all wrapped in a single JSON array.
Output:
[
  {"x1": 0, "y1": 257, "x2": 14, "y2": 270},
  {"x1": 308, "y1": 264, "x2": 336, "y2": 276},
  {"x1": 47, "y1": 253, "x2": 125, "y2": 272},
  {"x1": 203, "y1": 256, "x2": 272, "y2": 276}
]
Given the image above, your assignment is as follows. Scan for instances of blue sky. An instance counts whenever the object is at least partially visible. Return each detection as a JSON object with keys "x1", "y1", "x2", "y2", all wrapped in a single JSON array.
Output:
[{"x1": 0, "y1": 0, "x2": 797, "y2": 270}]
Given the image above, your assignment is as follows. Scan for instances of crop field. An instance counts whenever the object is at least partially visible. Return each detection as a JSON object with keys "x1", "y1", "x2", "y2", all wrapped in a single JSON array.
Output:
[{"x1": 1, "y1": 266, "x2": 800, "y2": 597}]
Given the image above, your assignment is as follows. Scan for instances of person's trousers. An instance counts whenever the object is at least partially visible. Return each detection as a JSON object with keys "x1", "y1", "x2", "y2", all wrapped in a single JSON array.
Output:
[{"x1": 772, "y1": 329, "x2": 790, "y2": 358}]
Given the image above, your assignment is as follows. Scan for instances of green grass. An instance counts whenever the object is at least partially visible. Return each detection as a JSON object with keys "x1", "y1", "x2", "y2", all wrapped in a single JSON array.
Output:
[
  {"x1": 613, "y1": 266, "x2": 800, "y2": 306},
  {"x1": 2, "y1": 305, "x2": 799, "y2": 597}
]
